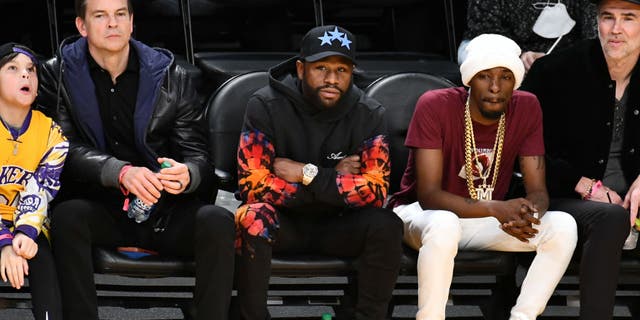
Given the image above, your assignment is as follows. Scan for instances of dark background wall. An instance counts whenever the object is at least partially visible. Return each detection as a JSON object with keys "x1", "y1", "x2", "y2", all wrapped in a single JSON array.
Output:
[{"x1": 0, "y1": 0, "x2": 469, "y2": 60}]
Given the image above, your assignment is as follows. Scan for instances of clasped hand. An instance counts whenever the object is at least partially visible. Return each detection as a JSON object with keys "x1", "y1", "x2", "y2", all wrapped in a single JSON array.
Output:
[
  {"x1": 492, "y1": 198, "x2": 541, "y2": 242},
  {"x1": 120, "y1": 158, "x2": 190, "y2": 205},
  {"x1": 1, "y1": 233, "x2": 37, "y2": 289}
]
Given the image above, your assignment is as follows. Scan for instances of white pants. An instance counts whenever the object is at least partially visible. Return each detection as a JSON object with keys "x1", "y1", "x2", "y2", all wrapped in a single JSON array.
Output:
[{"x1": 394, "y1": 202, "x2": 578, "y2": 320}]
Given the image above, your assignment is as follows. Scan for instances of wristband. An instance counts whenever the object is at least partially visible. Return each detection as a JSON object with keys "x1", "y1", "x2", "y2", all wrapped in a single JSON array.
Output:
[
  {"x1": 118, "y1": 165, "x2": 132, "y2": 191},
  {"x1": 119, "y1": 165, "x2": 132, "y2": 211}
]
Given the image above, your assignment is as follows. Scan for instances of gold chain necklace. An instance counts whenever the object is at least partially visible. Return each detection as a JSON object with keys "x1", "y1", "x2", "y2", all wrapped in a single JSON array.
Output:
[{"x1": 464, "y1": 98, "x2": 506, "y2": 201}]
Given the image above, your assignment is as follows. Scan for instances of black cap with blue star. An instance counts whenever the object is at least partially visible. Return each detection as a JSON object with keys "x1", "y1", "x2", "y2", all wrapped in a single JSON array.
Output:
[{"x1": 300, "y1": 25, "x2": 356, "y2": 64}]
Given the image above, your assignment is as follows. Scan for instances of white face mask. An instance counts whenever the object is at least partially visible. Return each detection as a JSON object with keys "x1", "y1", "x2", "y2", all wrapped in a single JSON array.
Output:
[{"x1": 532, "y1": 2, "x2": 576, "y2": 39}]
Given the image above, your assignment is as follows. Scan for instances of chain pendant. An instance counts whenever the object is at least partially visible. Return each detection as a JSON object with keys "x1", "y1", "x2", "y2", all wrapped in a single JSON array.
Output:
[{"x1": 476, "y1": 184, "x2": 494, "y2": 201}]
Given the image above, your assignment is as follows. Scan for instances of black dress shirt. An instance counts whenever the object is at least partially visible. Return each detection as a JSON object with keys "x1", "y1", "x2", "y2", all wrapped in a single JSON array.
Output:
[{"x1": 88, "y1": 48, "x2": 145, "y2": 166}]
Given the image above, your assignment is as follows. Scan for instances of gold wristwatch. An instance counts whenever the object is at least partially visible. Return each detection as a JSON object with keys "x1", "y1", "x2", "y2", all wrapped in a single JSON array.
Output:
[{"x1": 302, "y1": 163, "x2": 318, "y2": 186}]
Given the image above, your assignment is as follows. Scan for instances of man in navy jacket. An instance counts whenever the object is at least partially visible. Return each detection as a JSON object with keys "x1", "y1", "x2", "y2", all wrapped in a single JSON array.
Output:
[{"x1": 37, "y1": 0, "x2": 235, "y2": 319}]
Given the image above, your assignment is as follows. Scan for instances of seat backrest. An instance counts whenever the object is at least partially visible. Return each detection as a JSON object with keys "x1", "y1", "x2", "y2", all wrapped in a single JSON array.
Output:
[
  {"x1": 195, "y1": 52, "x2": 294, "y2": 99},
  {"x1": 365, "y1": 72, "x2": 455, "y2": 193},
  {"x1": 206, "y1": 71, "x2": 269, "y2": 191}
]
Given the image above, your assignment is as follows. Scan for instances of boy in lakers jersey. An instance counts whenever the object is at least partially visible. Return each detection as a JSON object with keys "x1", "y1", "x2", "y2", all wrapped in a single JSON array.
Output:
[{"x1": 0, "y1": 43, "x2": 67, "y2": 320}]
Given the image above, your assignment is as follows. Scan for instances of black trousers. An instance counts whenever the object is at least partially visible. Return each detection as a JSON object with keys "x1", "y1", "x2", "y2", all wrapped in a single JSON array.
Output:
[
  {"x1": 51, "y1": 196, "x2": 236, "y2": 320},
  {"x1": 0, "y1": 233, "x2": 62, "y2": 320},
  {"x1": 550, "y1": 198, "x2": 629, "y2": 320},
  {"x1": 235, "y1": 206, "x2": 404, "y2": 320}
]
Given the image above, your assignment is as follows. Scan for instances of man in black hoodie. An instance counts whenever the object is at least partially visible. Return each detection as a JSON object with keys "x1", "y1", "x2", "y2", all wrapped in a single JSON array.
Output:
[{"x1": 234, "y1": 25, "x2": 403, "y2": 320}]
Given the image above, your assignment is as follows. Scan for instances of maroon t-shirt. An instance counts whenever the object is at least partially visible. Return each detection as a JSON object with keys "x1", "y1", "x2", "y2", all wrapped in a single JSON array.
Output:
[{"x1": 389, "y1": 87, "x2": 544, "y2": 207}]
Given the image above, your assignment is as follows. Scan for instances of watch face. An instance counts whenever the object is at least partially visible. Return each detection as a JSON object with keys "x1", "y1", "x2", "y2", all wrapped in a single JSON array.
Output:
[{"x1": 303, "y1": 164, "x2": 318, "y2": 177}]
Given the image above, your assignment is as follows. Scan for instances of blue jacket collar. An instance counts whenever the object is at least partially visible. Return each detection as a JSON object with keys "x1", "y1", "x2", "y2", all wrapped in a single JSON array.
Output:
[{"x1": 61, "y1": 37, "x2": 172, "y2": 165}]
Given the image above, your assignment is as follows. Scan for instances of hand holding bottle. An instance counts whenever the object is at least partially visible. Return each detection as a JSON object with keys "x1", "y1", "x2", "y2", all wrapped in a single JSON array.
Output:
[
  {"x1": 127, "y1": 161, "x2": 172, "y2": 223},
  {"x1": 156, "y1": 157, "x2": 190, "y2": 194},
  {"x1": 120, "y1": 166, "x2": 164, "y2": 205}
]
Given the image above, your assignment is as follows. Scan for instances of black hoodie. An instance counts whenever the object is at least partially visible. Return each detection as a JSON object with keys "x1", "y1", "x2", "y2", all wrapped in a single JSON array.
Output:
[{"x1": 237, "y1": 57, "x2": 390, "y2": 214}]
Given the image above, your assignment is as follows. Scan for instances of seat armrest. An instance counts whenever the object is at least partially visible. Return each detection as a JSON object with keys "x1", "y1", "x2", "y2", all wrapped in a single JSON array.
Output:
[{"x1": 215, "y1": 168, "x2": 234, "y2": 191}]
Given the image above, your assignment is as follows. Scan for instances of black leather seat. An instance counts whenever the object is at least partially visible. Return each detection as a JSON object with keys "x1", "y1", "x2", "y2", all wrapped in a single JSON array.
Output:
[
  {"x1": 364, "y1": 72, "x2": 456, "y2": 193},
  {"x1": 92, "y1": 250, "x2": 352, "y2": 278},
  {"x1": 93, "y1": 247, "x2": 196, "y2": 278},
  {"x1": 194, "y1": 52, "x2": 294, "y2": 103},
  {"x1": 356, "y1": 52, "x2": 462, "y2": 89},
  {"x1": 206, "y1": 71, "x2": 270, "y2": 190}
]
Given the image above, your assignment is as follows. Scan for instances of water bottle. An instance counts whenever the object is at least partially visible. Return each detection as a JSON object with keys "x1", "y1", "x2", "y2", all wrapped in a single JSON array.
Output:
[
  {"x1": 127, "y1": 161, "x2": 172, "y2": 223},
  {"x1": 623, "y1": 227, "x2": 639, "y2": 250}
]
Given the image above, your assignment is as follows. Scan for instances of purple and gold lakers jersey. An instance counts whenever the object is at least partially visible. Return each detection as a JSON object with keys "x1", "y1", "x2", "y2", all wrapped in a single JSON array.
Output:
[{"x1": 0, "y1": 110, "x2": 68, "y2": 246}]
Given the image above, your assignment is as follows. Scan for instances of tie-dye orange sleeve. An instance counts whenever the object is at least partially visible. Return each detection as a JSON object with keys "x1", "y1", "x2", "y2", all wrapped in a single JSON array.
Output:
[
  {"x1": 237, "y1": 129, "x2": 299, "y2": 205},
  {"x1": 336, "y1": 134, "x2": 390, "y2": 208}
]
